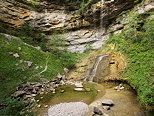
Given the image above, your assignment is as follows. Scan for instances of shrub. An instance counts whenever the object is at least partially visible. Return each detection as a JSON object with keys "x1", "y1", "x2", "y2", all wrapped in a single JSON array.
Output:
[
  {"x1": 0, "y1": 97, "x2": 34, "y2": 116},
  {"x1": 106, "y1": 15, "x2": 154, "y2": 107}
]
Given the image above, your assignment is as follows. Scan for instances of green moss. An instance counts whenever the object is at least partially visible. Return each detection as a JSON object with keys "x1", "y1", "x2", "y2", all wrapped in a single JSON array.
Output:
[
  {"x1": 28, "y1": 0, "x2": 40, "y2": 7},
  {"x1": 106, "y1": 14, "x2": 154, "y2": 108},
  {"x1": 37, "y1": 83, "x2": 98, "y2": 106}
]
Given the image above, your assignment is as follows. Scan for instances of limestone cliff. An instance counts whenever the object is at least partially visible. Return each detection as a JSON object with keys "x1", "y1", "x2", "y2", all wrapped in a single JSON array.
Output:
[{"x1": 0, "y1": 0, "x2": 153, "y2": 52}]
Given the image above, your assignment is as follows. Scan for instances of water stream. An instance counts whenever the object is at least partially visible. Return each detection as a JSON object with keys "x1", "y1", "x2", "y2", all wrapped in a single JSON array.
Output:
[{"x1": 85, "y1": 55, "x2": 109, "y2": 82}]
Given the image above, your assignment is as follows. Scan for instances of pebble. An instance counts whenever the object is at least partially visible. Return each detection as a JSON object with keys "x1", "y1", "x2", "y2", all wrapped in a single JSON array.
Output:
[
  {"x1": 37, "y1": 105, "x2": 41, "y2": 108},
  {"x1": 44, "y1": 105, "x2": 48, "y2": 108},
  {"x1": 13, "y1": 53, "x2": 20, "y2": 58}
]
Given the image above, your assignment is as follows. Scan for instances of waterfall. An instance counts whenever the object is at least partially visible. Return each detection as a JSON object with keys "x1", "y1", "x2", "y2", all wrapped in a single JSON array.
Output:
[{"x1": 85, "y1": 55, "x2": 109, "y2": 82}]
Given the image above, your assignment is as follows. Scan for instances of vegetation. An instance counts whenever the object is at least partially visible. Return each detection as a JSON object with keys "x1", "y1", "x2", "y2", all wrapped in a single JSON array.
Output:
[
  {"x1": 75, "y1": 0, "x2": 99, "y2": 14},
  {"x1": 0, "y1": 33, "x2": 85, "y2": 115},
  {"x1": 27, "y1": 0, "x2": 40, "y2": 7},
  {"x1": 106, "y1": 12, "x2": 154, "y2": 108},
  {"x1": 0, "y1": 97, "x2": 35, "y2": 116},
  {"x1": 47, "y1": 35, "x2": 86, "y2": 68}
]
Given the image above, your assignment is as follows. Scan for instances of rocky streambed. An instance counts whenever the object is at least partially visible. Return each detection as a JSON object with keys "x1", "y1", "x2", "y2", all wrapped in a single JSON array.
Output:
[
  {"x1": 28, "y1": 81, "x2": 145, "y2": 116},
  {"x1": 12, "y1": 52, "x2": 151, "y2": 116}
]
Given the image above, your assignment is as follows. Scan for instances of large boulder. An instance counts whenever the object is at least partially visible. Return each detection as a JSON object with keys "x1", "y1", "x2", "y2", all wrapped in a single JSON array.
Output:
[{"x1": 47, "y1": 102, "x2": 89, "y2": 116}]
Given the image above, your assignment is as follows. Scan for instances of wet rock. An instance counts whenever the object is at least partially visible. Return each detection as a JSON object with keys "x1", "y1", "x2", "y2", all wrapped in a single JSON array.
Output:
[
  {"x1": 93, "y1": 107, "x2": 103, "y2": 115},
  {"x1": 102, "y1": 99, "x2": 114, "y2": 106},
  {"x1": 102, "y1": 106, "x2": 110, "y2": 110}
]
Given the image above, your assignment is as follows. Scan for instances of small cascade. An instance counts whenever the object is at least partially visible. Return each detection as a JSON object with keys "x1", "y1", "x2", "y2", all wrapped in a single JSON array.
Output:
[{"x1": 85, "y1": 55, "x2": 109, "y2": 82}]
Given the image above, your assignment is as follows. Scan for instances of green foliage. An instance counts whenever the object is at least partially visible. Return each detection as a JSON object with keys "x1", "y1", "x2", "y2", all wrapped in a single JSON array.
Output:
[
  {"x1": 0, "y1": 97, "x2": 35, "y2": 116},
  {"x1": 0, "y1": 30, "x2": 87, "y2": 115},
  {"x1": 0, "y1": 33, "x2": 66, "y2": 99},
  {"x1": 119, "y1": 9, "x2": 131, "y2": 16},
  {"x1": 16, "y1": 22, "x2": 47, "y2": 51},
  {"x1": 47, "y1": 35, "x2": 67, "y2": 54},
  {"x1": 0, "y1": 32, "x2": 85, "y2": 103},
  {"x1": 28, "y1": 0, "x2": 39, "y2": 7},
  {"x1": 85, "y1": 44, "x2": 93, "y2": 52},
  {"x1": 47, "y1": 35, "x2": 85, "y2": 68},
  {"x1": 0, "y1": 21, "x2": 47, "y2": 51},
  {"x1": 75, "y1": 0, "x2": 99, "y2": 14},
  {"x1": 107, "y1": 15, "x2": 154, "y2": 107},
  {"x1": 0, "y1": 97, "x2": 25, "y2": 116}
]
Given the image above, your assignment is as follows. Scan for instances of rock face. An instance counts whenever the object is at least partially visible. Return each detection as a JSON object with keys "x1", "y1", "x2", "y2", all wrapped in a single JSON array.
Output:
[
  {"x1": 0, "y1": 0, "x2": 32, "y2": 27},
  {"x1": 0, "y1": 0, "x2": 89, "y2": 30},
  {"x1": 108, "y1": 0, "x2": 154, "y2": 35},
  {"x1": 85, "y1": 55, "x2": 110, "y2": 82},
  {"x1": 47, "y1": 102, "x2": 89, "y2": 116},
  {"x1": 62, "y1": 29, "x2": 109, "y2": 53},
  {"x1": 84, "y1": 0, "x2": 140, "y2": 26},
  {"x1": 0, "y1": 0, "x2": 153, "y2": 53}
]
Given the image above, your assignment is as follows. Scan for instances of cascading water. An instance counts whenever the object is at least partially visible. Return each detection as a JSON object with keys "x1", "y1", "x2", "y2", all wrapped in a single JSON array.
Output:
[{"x1": 85, "y1": 55, "x2": 109, "y2": 82}]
